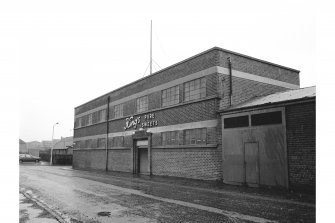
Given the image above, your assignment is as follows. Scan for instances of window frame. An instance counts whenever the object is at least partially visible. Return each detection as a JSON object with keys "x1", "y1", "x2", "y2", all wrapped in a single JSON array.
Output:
[
  {"x1": 114, "y1": 103, "x2": 124, "y2": 119},
  {"x1": 184, "y1": 77, "x2": 206, "y2": 102},
  {"x1": 184, "y1": 128, "x2": 207, "y2": 145},
  {"x1": 162, "y1": 85, "x2": 180, "y2": 107},
  {"x1": 136, "y1": 96, "x2": 148, "y2": 113}
]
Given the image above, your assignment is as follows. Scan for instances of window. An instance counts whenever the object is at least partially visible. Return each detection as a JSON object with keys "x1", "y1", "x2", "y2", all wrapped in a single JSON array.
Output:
[
  {"x1": 96, "y1": 109, "x2": 106, "y2": 123},
  {"x1": 224, "y1": 115, "x2": 249, "y2": 129},
  {"x1": 88, "y1": 114, "x2": 93, "y2": 125},
  {"x1": 162, "y1": 131, "x2": 179, "y2": 145},
  {"x1": 81, "y1": 116, "x2": 88, "y2": 127},
  {"x1": 97, "y1": 138, "x2": 106, "y2": 148},
  {"x1": 184, "y1": 78, "x2": 206, "y2": 102},
  {"x1": 114, "y1": 104, "x2": 124, "y2": 118},
  {"x1": 100, "y1": 109, "x2": 106, "y2": 121},
  {"x1": 136, "y1": 96, "x2": 148, "y2": 113},
  {"x1": 75, "y1": 118, "x2": 81, "y2": 128},
  {"x1": 84, "y1": 139, "x2": 91, "y2": 148},
  {"x1": 112, "y1": 136, "x2": 124, "y2": 147},
  {"x1": 162, "y1": 86, "x2": 180, "y2": 107},
  {"x1": 251, "y1": 111, "x2": 282, "y2": 126},
  {"x1": 184, "y1": 128, "x2": 207, "y2": 145}
]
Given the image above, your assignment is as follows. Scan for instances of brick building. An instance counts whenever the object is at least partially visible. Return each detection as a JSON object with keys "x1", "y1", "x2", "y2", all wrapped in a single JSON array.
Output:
[{"x1": 73, "y1": 47, "x2": 314, "y2": 191}]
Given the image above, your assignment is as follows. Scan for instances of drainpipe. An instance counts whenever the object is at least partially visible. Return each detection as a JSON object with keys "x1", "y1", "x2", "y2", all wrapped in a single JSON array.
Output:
[
  {"x1": 105, "y1": 96, "x2": 110, "y2": 171},
  {"x1": 228, "y1": 57, "x2": 233, "y2": 107}
]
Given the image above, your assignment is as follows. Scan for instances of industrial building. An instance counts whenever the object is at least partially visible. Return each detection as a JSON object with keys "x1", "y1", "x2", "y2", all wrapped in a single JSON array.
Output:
[{"x1": 73, "y1": 47, "x2": 315, "y2": 192}]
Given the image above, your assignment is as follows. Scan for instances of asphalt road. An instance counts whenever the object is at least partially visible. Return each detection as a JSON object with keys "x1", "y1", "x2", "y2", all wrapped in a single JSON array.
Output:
[{"x1": 19, "y1": 163, "x2": 315, "y2": 223}]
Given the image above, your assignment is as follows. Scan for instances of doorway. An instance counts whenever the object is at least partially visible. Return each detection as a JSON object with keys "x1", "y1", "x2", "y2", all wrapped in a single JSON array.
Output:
[
  {"x1": 136, "y1": 140, "x2": 149, "y2": 174},
  {"x1": 244, "y1": 142, "x2": 259, "y2": 186}
]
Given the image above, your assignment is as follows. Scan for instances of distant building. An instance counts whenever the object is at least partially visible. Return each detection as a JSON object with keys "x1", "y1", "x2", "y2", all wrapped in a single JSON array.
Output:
[
  {"x1": 52, "y1": 137, "x2": 73, "y2": 165},
  {"x1": 19, "y1": 139, "x2": 28, "y2": 154}
]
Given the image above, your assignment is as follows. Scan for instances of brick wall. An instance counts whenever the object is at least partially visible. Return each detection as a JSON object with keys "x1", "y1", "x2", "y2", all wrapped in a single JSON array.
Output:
[
  {"x1": 73, "y1": 149, "x2": 106, "y2": 170},
  {"x1": 217, "y1": 50, "x2": 299, "y2": 85},
  {"x1": 152, "y1": 147, "x2": 222, "y2": 180},
  {"x1": 108, "y1": 149, "x2": 132, "y2": 172},
  {"x1": 218, "y1": 75, "x2": 289, "y2": 110},
  {"x1": 73, "y1": 149, "x2": 132, "y2": 172},
  {"x1": 286, "y1": 101, "x2": 316, "y2": 192}
]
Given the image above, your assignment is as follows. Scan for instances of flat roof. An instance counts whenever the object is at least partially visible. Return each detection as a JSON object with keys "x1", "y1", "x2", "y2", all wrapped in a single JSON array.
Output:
[
  {"x1": 220, "y1": 86, "x2": 316, "y2": 113},
  {"x1": 75, "y1": 47, "x2": 300, "y2": 109}
]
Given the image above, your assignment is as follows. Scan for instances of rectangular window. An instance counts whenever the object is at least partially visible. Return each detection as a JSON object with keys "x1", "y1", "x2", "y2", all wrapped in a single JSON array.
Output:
[
  {"x1": 184, "y1": 78, "x2": 206, "y2": 102},
  {"x1": 162, "y1": 86, "x2": 180, "y2": 107},
  {"x1": 96, "y1": 109, "x2": 106, "y2": 123},
  {"x1": 88, "y1": 114, "x2": 93, "y2": 125},
  {"x1": 97, "y1": 138, "x2": 106, "y2": 148},
  {"x1": 136, "y1": 96, "x2": 148, "y2": 113},
  {"x1": 100, "y1": 109, "x2": 106, "y2": 121},
  {"x1": 85, "y1": 139, "x2": 91, "y2": 148},
  {"x1": 224, "y1": 115, "x2": 249, "y2": 129},
  {"x1": 92, "y1": 111, "x2": 98, "y2": 124},
  {"x1": 251, "y1": 111, "x2": 282, "y2": 126},
  {"x1": 184, "y1": 128, "x2": 207, "y2": 145},
  {"x1": 114, "y1": 104, "x2": 124, "y2": 119},
  {"x1": 112, "y1": 136, "x2": 124, "y2": 147},
  {"x1": 81, "y1": 116, "x2": 88, "y2": 127},
  {"x1": 91, "y1": 139, "x2": 97, "y2": 148},
  {"x1": 162, "y1": 131, "x2": 179, "y2": 145},
  {"x1": 75, "y1": 118, "x2": 81, "y2": 128}
]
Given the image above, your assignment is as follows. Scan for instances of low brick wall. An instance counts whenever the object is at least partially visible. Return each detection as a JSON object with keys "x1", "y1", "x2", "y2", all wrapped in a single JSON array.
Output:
[
  {"x1": 152, "y1": 147, "x2": 222, "y2": 180},
  {"x1": 73, "y1": 149, "x2": 106, "y2": 170},
  {"x1": 108, "y1": 149, "x2": 132, "y2": 172}
]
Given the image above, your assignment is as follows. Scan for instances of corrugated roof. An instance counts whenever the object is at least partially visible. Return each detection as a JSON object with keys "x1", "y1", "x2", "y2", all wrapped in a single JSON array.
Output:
[
  {"x1": 19, "y1": 139, "x2": 26, "y2": 144},
  {"x1": 226, "y1": 86, "x2": 316, "y2": 111}
]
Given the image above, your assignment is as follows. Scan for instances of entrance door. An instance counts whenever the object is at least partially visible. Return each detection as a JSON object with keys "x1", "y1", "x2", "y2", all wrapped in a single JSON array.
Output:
[
  {"x1": 136, "y1": 140, "x2": 148, "y2": 174},
  {"x1": 244, "y1": 142, "x2": 259, "y2": 186}
]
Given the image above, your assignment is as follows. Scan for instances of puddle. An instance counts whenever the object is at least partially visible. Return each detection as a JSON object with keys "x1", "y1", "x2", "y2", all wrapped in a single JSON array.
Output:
[{"x1": 97, "y1": 211, "x2": 111, "y2": 217}]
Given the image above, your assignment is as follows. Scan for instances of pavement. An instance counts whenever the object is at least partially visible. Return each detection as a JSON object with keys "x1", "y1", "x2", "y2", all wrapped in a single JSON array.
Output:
[
  {"x1": 20, "y1": 192, "x2": 59, "y2": 223},
  {"x1": 19, "y1": 163, "x2": 315, "y2": 223}
]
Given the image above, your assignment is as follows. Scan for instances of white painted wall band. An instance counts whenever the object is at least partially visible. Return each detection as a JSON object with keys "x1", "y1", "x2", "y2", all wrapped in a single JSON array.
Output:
[
  {"x1": 75, "y1": 66, "x2": 299, "y2": 118},
  {"x1": 216, "y1": 67, "x2": 299, "y2": 90}
]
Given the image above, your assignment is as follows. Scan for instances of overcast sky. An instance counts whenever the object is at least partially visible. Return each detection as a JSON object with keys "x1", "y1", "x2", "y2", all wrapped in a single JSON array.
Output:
[{"x1": 2, "y1": 0, "x2": 317, "y2": 142}]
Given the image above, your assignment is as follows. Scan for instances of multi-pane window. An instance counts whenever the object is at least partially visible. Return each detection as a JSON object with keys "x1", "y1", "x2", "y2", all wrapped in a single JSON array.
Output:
[
  {"x1": 184, "y1": 128, "x2": 207, "y2": 145},
  {"x1": 162, "y1": 86, "x2": 180, "y2": 107},
  {"x1": 81, "y1": 115, "x2": 88, "y2": 127},
  {"x1": 100, "y1": 109, "x2": 106, "y2": 121},
  {"x1": 97, "y1": 138, "x2": 106, "y2": 148},
  {"x1": 184, "y1": 78, "x2": 206, "y2": 102},
  {"x1": 75, "y1": 118, "x2": 81, "y2": 128},
  {"x1": 96, "y1": 109, "x2": 106, "y2": 123},
  {"x1": 112, "y1": 136, "x2": 124, "y2": 147},
  {"x1": 162, "y1": 131, "x2": 179, "y2": 145},
  {"x1": 114, "y1": 104, "x2": 124, "y2": 119},
  {"x1": 87, "y1": 114, "x2": 93, "y2": 125},
  {"x1": 136, "y1": 96, "x2": 148, "y2": 113}
]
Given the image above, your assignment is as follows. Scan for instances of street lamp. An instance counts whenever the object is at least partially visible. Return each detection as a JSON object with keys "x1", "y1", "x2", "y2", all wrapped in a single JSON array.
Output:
[{"x1": 50, "y1": 122, "x2": 59, "y2": 165}]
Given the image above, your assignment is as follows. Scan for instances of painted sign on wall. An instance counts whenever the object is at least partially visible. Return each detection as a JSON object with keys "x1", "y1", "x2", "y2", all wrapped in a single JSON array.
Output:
[{"x1": 124, "y1": 113, "x2": 158, "y2": 130}]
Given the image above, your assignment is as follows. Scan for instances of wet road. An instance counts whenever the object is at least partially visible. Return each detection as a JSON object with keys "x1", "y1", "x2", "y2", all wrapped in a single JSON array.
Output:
[{"x1": 19, "y1": 163, "x2": 315, "y2": 223}]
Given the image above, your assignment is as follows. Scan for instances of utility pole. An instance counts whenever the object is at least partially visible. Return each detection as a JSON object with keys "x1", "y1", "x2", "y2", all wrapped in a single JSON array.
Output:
[
  {"x1": 150, "y1": 20, "x2": 152, "y2": 75},
  {"x1": 50, "y1": 122, "x2": 59, "y2": 165}
]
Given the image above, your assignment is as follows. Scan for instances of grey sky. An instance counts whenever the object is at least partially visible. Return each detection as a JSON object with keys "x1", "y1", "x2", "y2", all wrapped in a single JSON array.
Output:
[{"x1": 6, "y1": 0, "x2": 316, "y2": 142}]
